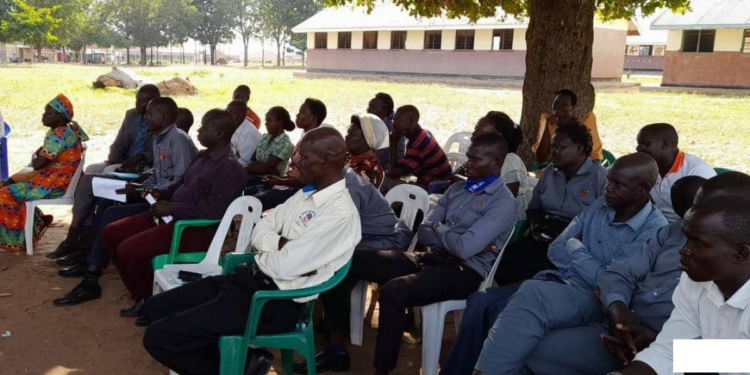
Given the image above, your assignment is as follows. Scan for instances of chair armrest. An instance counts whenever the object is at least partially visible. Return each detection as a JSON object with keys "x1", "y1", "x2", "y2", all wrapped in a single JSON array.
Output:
[
  {"x1": 166, "y1": 219, "x2": 221, "y2": 264},
  {"x1": 222, "y1": 252, "x2": 258, "y2": 274}
]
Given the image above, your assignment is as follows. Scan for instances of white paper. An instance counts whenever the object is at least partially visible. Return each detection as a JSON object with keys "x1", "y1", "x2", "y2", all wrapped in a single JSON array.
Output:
[
  {"x1": 92, "y1": 177, "x2": 127, "y2": 203},
  {"x1": 145, "y1": 194, "x2": 173, "y2": 224}
]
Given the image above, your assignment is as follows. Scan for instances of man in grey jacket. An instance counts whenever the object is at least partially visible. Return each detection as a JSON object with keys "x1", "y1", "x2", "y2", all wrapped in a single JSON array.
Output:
[{"x1": 84, "y1": 84, "x2": 160, "y2": 174}]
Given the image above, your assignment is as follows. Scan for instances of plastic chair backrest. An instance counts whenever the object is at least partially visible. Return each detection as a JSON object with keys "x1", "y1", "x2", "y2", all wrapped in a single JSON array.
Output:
[
  {"x1": 385, "y1": 184, "x2": 430, "y2": 232},
  {"x1": 601, "y1": 149, "x2": 616, "y2": 168},
  {"x1": 200, "y1": 196, "x2": 262, "y2": 265},
  {"x1": 446, "y1": 152, "x2": 468, "y2": 172},
  {"x1": 482, "y1": 226, "x2": 516, "y2": 290},
  {"x1": 61, "y1": 144, "x2": 87, "y2": 199},
  {"x1": 714, "y1": 167, "x2": 733, "y2": 175},
  {"x1": 443, "y1": 132, "x2": 472, "y2": 154}
]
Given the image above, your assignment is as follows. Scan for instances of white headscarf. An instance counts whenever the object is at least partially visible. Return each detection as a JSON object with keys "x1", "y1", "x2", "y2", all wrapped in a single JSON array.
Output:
[{"x1": 355, "y1": 113, "x2": 389, "y2": 151}]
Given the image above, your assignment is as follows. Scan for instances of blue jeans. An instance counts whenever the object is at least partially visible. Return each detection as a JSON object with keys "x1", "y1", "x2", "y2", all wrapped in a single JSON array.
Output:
[
  {"x1": 475, "y1": 280, "x2": 605, "y2": 374},
  {"x1": 439, "y1": 284, "x2": 521, "y2": 375}
]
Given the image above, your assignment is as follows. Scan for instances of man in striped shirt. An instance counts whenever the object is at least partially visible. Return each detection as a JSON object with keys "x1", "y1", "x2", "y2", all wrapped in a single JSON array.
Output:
[{"x1": 387, "y1": 105, "x2": 452, "y2": 189}]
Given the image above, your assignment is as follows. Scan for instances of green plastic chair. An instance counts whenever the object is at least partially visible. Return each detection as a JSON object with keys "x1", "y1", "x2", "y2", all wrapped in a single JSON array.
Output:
[
  {"x1": 151, "y1": 219, "x2": 220, "y2": 271},
  {"x1": 714, "y1": 167, "x2": 733, "y2": 175},
  {"x1": 218, "y1": 253, "x2": 352, "y2": 375},
  {"x1": 510, "y1": 220, "x2": 529, "y2": 245},
  {"x1": 601, "y1": 149, "x2": 616, "y2": 168}
]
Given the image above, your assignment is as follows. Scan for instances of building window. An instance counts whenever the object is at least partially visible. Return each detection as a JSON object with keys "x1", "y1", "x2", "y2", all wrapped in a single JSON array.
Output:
[
  {"x1": 638, "y1": 45, "x2": 653, "y2": 56},
  {"x1": 338, "y1": 32, "x2": 352, "y2": 49},
  {"x1": 682, "y1": 30, "x2": 715, "y2": 53},
  {"x1": 424, "y1": 31, "x2": 442, "y2": 50},
  {"x1": 492, "y1": 29, "x2": 514, "y2": 50},
  {"x1": 391, "y1": 31, "x2": 407, "y2": 49},
  {"x1": 455, "y1": 30, "x2": 475, "y2": 50},
  {"x1": 363, "y1": 31, "x2": 378, "y2": 49},
  {"x1": 743, "y1": 30, "x2": 750, "y2": 53},
  {"x1": 314, "y1": 32, "x2": 327, "y2": 49}
]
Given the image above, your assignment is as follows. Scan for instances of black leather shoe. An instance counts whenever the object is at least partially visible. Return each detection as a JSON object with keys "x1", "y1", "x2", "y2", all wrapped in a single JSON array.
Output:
[
  {"x1": 293, "y1": 349, "x2": 350, "y2": 374},
  {"x1": 135, "y1": 316, "x2": 151, "y2": 327},
  {"x1": 58, "y1": 263, "x2": 88, "y2": 278},
  {"x1": 56, "y1": 251, "x2": 86, "y2": 267},
  {"x1": 245, "y1": 348, "x2": 274, "y2": 375},
  {"x1": 47, "y1": 240, "x2": 79, "y2": 259},
  {"x1": 53, "y1": 282, "x2": 101, "y2": 306},
  {"x1": 120, "y1": 299, "x2": 146, "y2": 318}
]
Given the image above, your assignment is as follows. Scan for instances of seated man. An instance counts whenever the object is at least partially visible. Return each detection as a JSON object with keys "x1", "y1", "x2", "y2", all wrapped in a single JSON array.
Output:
[
  {"x1": 335, "y1": 134, "x2": 517, "y2": 375},
  {"x1": 176, "y1": 107, "x2": 194, "y2": 134},
  {"x1": 50, "y1": 97, "x2": 197, "y2": 263},
  {"x1": 496, "y1": 122, "x2": 608, "y2": 285},
  {"x1": 233, "y1": 84, "x2": 261, "y2": 129},
  {"x1": 85, "y1": 84, "x2": 160, "y2": 174},
  {"x1": 440, "y1": 153, "x2": 667, "y2": 375},
  {"x1": 226, "y1": 99, "x2": 261, "y2": 167},
  {"x1": 520, "y1": 172, "x2": 750, "y2": 375},
  {"x1": 52, "y1": 108, "x2": 235, "y2": 311},
  {"x1": 532, "y1": 89, "x2": 603, "y2": 163},
  {"x1": 386, "y1": 105, "x2": 452, "y2": 190},
  {"x1": 141, "y1": 127, "x2": 362, "y2": 375},
  {"x1": 636, "y1": 123, "x2": 716, "y2": 222},
  {"x1": 366, "y1": 92, "x2": 404, "y2": 164},
  {"x1": 619, "y1": 195, "x2": 750, "y2": 375}
]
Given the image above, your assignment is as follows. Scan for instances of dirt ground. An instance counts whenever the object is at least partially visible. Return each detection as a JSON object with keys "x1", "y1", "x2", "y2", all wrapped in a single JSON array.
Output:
[{"x1": 0, "y1": 136, "x2": 454, "y2": 375}]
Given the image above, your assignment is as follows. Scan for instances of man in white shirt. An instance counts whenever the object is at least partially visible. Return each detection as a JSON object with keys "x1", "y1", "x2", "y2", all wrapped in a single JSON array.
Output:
[
  {"x1": 617, "y1": 195, "x2": 750, "y2": 375},
  {"x1": 636, "y1": 123, "x2": 715, "y2": 222},
  {"x1": 226, "y1": 100, "x2": 262, "y2": 167},
  {"x1": 140, "y1": 127, "x2": 361, "y2": 375}
]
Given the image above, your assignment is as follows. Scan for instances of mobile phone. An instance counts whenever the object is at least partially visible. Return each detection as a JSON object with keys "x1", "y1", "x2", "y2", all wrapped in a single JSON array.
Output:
[{"x1": 178, "y1": 270, "x2": 203, "y2": 282}]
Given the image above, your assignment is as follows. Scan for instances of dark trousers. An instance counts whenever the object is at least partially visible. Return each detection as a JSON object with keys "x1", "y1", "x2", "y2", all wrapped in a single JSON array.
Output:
[
  {"x1": 86, "y1": 202, "x2": 150, "y2": 268},
  {"x1": 142, "y1": 267, "x2": 302, "y2": 375},
  {"x1": 494, "y1": 236, "x2": 556, "y2": 286},
  {"x1": 102, "y1": 212, "x2": 216, "y2": 301},
  {"x1": 345, "y1": 250, "x2": 483, "y2": 371},
  {"x1": 246, "y1": 184, "x2": 298, "y2": 211}
]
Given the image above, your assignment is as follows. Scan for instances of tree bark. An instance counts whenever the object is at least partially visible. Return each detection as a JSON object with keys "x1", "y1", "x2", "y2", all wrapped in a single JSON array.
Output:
[
  {"x1": 140, "y1": 46, "x2": 147, "y2": 66},
  {"x1": 36, "y1": 46, "x2": 42, "y2": 63},
  {"x1": 82, "y1": 46, "x2": 86, "y2": 63},
  {"x1": 126, "y1": 47, "x2": 130, "y2": 65},
  {"x1": 243, "y1": 37, "x2": 249, "y2": 67},
  {"x1": 519, "y1": 0, "x2": 596, "y2": 166},
  {"x1": 210, "y1": 44, "x2": 216, "y2": 65},
  {"x1": 275, "y1": 36, "x2": 281, "y2": 67}
]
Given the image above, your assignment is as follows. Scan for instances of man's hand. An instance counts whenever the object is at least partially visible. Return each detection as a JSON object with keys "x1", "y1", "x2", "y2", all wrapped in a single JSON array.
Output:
[
  {"x1": 546, "y1": 115, "x2": 560, "y2": 126},
  {"x1": 151, "y1": 201, "x2": 173, "y2": 218},
  {"x1": 142, "y1": 186, "x2": 161, "y2": 200},
  {"x1": 433, "y1": 221, "x2": 443, "y2": 230},
  {"x1": 264, "y1": 176, "x2": 283, "y2": 187},
  {"x1": 117, "y1": 155, "x2": 143, "y2": 172},
  {"x1": 603, "y1": 302, "x2": 641, "y2": 365},
  {"x1": 135, "y1": 172, "x2": 151, "y2": 183},
  {"x1": 115, "y1": 182, "x2": 143, "y2": 196},
  {"x1": 389, "y1": 131, "x2": 403, "y2": 146},
  {"x1": 531, "y1": 224, "x2": 554, "y2": 243},
  {"x1": 278, "y1": 237, "x2": 289, "y2": 250},
  {"x1": 482, "y1": 243, "x2": 498, "y2": 253}
]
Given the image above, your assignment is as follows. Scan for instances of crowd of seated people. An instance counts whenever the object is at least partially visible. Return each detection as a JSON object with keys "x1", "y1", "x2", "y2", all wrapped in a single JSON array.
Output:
[{"x1": 4, "y1": 84, "x2": 749, "y2": 375}]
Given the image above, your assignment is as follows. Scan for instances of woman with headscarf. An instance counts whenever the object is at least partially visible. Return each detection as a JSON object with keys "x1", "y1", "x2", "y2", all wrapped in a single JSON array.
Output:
[
  {"x1": 0, "y1": 94, "x2": 88, "y2": 252},
  {"x1": 345, "y1": 113, "x2": 389, "y2": 188}
]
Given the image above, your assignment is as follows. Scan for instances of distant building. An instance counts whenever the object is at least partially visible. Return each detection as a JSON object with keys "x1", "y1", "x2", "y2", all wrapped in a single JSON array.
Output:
[
  {"x1": 652, "y1": 0, "x2": 750, "y2": 88},
  {"x1": 292, "y1": 3, "x2": 629, "y2": 80},
  {"x1": 625, "y1": 13, "x2": 668, "y2": 71}
]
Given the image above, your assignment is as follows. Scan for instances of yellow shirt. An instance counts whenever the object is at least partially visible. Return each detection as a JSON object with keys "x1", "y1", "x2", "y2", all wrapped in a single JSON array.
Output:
[{"x1": 533, "y1": 111, "x2": 603, "y2": 161}]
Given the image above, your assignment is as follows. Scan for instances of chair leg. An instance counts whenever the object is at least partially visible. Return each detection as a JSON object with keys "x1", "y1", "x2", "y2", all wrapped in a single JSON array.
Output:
[
  {"x1": 281, "y1": 349, "x2": 295, "y2": 375},
  {"x1": 25, "y1": 202, "x2": 35, "y2": 255},
  {"x1": 218, "y1": 336, "x2": 247, "y2": 375},
  {"x1": 420, "y1": 303, "x2": 446, "y2": 375},
  {"x1": 349, "y1": 280, "x2": 367, "y2": 346},
  {"x1": 453, "y1": 309, "x2": 464, "y2": 335}
]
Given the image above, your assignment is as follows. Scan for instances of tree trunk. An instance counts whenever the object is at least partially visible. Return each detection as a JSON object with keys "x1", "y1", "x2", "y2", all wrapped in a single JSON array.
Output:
[
  {"x1": 156, "y1": 47, "x2": 159, "y2": 64},
  {"x1": 62, "y1": 46, "x2": 66, "y2": 63},
  {"x1": 82, "y1": 45, "x2": 87, "y2": 63},
  {"x1": 210, "y1": 44, "x2": 216, "y2": 65},
  {"x1": 518, "y1": 0, "x2": 596, "y2": 166},
  {"x1": 140, "y1": 46, "x2": 147, "y2": 66},
  {"x1": 282, "y1": 41, "x2": 286, "y2": 67},
  {"x1": 261, "y1": 37, "x2": 265, "y2": 68},
  {"x1": 275, "y1": 37, "x2": 281, "y2": 67},
  {"x1": 243, "y1": 37, "x2": 249, "y2": 67},
  {"x1": 36, "y1": 46, "x2": 42, "y2": 63},
  {"x1": 126, "y1": 47, "x2": 130, "y2": 65},
  {"x1": 301, "y1": 51, "x2": 306, "y2": 67}
]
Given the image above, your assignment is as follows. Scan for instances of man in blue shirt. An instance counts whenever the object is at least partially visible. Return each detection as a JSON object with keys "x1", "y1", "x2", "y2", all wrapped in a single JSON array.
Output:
[{"x1": 440, "y1": 152, "x2": 668, "y2": 375}]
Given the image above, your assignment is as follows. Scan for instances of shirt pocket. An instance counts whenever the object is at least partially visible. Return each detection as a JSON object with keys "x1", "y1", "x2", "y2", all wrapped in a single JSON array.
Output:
[{"x1": 575, "y1": 185, "x2": 597, "y2": 207}]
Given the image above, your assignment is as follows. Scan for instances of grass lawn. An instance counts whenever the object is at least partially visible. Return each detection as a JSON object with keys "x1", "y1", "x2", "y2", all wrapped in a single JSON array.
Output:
[{"x1": 1, "y1": 63, "x2": 747, "y2": 174}]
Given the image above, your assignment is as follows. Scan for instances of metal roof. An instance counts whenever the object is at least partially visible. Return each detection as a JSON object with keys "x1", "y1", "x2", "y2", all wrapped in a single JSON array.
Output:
[
  {"x1": 627, "y1": 10, "x2": 669, "y2": 44},
  {"x1": 292, "y1": 3, "x2": 527, "y2": 33},
  {"x1": 651, "y1": 0, "x2": 750, "y2": 30}
]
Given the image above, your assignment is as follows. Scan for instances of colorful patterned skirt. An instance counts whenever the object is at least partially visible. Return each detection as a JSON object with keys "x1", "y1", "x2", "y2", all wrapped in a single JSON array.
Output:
[{"x1": 0, "y1": 181, "x2": 59, "y2": 252}]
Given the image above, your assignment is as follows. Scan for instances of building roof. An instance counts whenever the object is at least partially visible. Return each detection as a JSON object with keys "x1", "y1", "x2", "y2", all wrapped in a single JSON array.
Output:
[
  {"x1": 292, "y1": 3, "x2": 527, "y2": 33},
  {"x1": 627, "y1": 10, "x2": 669, "y2": 45},
  {"x1": 651, "y1": 0, "x2": 750, "y2": 30}
]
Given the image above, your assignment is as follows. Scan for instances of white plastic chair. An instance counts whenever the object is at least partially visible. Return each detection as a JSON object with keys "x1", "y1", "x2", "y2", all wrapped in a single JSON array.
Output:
[
  {"x1": 24, "y1": 144, "x2": 87, "y2": 255},
  {"x1": 152, "y1": 196, "x2": 262, "y2": 294},
  {"x1": 446, "y1": 152, "x2": 468, "y2": 172},
  {"x1": 443, "y1": 132, "x2": 472, "y2": 154},
  {"x1": 350, "y1": 184, "x2": 430, "y2": 346},
  {"x1": 419, "y1": 226, "x2": 516, "y2": 375}
]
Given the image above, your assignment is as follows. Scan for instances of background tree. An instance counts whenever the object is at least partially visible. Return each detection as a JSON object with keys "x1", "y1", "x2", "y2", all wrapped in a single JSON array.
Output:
[
  {"x1": 0, "y1": 0, "x2": 61, "y2": 62},
  {"x1": 192, "y1": 0, "x2": 236, "y2": 65},
  {"x1": 259, "y1": 0, "x2": 321, "y2": 67},
  {"x1": 231, "y1": 0, "x2": 261, "y2": 67},
  {"x1": 326, "y1": 0, "x2": 689, "y2": 163},
  {"x1": 161, "y1": 0, "x2": 197, "y2": 64},
  {"x1": 288, "y1": 31, "x2": 307, "y2": 66},
  {"x1": 104, "y1": 0, "x2": 165, "y2": 66},
  {"x1": 0, "y1": 0, "x2": 18, "y2": 42}
]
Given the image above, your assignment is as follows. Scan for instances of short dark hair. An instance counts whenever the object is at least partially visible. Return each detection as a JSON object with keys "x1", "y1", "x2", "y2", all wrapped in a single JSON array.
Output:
[
  {"x1": 304, "y1": 98, "x2": 327, "y2": 126},
  {"x1": 671, "y1": 176, "x2": 707, "y2": 218},
  {"x1": 268, "y1": 106, "x2": 296, "y2": 132},
  {"x1": 375, "y1": 92, "x2": 394, "y2": 118},
  {"x1": 555, "y1": 89, "x2": 578, "y2": 107},
  {"x1": 202, "y1": 109, "x2": 237, "y2": 140},
  {"x1": 396, "y1": 105, "x2": 420, "y2": 121},
  {"x1": 149, "y1": 97, "x2": 178, "y2": 123},
  {"x1": 139, "y1": 84, "x2": 161, "y2": 98},
  {"x1": 691, "y1": 196, "x2": 750, "y2": 244},
  {"x1": 234, "y1": 85, "x2": 251, "y2": 96},
  {"x1": 640, "y1": 123, "x2": 679, "y2": 145},
  {"x1": 700, "y1": 172, "x2": 750, "y2": 201},
  {"x1": 471, "y1": 133, "x2": 509, "y2": 159},
  {"x1": 483, "y1": 111, "x2": 523, "y2": 153},
  {"x1": 228, "y1": 99, "x2": 248, "y2": 110},
  {"x1": 554, "y1": 122, "x2": 593, "y2": 157},
  {"x1": 176, "y1": 107, "x2": 194, "y2": 127}
]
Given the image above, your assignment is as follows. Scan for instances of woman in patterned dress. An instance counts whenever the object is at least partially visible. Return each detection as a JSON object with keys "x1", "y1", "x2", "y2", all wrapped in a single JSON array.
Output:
[
  {"x1": 345, "y1": 114, "x2": 389, "y2": 188},
  {"x1": 0, "y1": 94, "x2": 88, "y2": 252}
]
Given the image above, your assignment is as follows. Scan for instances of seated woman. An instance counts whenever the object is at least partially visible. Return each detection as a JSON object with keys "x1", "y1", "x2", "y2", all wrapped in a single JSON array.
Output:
[
  {"x1": 245, "y1": 99, "x2": 326, "y2": 209},
  {"x1": 345, "y1": 114, "x2": 388, "y2": 188},
  {"x1": 244, "y1": 106, "x2": 295, "y2": 187},
  {"x1": 495, "y1": 122, "x2": 607, "y2": 285},
  {"x1": 0, "y1": 94, "x2": 88, "y2": 252},
  {"x1": 532, "y1": 89, "x2": 603, "y2": 163}
]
